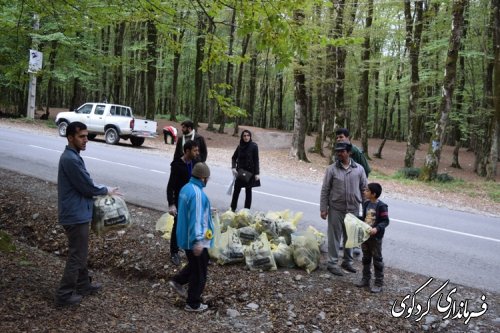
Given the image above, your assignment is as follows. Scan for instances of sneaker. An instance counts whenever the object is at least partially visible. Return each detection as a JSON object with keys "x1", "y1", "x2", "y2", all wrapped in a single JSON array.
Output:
[
  {"x1": 169, "y1": 280, "x2": 187, "y2": 298},
  {"x1": 371, "y1": 285, "x2": 383, "y2": 293},
  {"x1": 327, "y1": 266, "x2": 344, "y2": 276},
  {"x1": 184, "y1": 303, "x2": 208, "y2": 312},
  {"x1": 55, "y1": 293, "x2": 82, "y2": 307},
  {"x1": 355, "y1": 279, "x2": 370, "y2": 288},
  {"x1": 171, "y1": 253, "x2": 181, "y2": 266},
  {"x1": 353, "y1": 247, "x2": 361, "y2": 257},
  {"x1": 78, "y1": 283, "x2": 102, "y2": 296},
  {"x1": 341, "y1": 262, "x2": 357, "y2": 273}
]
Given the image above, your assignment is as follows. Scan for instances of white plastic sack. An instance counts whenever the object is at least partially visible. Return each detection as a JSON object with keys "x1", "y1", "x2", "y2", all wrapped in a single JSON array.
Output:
[
  {"x1": 344, "y1": 213, "x2": 372, "y2": 248},
  {"x1": 215, "y1": 226, "x2": 245, "y2": 265},
  {"x1": 92, "y1": 195, "x2": 131, "y2": 236},
  {"x1": 244, "y1": 233, "x2": 277, "y2": 271},
  {"x1": 291, "y1": 231, "x2": 320, "y2": 274}
]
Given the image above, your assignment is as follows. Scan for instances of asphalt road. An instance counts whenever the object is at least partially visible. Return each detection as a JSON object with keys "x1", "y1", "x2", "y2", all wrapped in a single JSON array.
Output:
[{"x1": 1, "y1": 126, "x2": 499, "y2": 293}]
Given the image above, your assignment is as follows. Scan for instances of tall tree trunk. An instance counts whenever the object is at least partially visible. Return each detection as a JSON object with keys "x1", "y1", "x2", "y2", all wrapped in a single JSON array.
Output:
[
  {"x1": 233, "y1": 33, "x2": 251, "y2": 136},
  {"x1": 290, "y1": 10, "x2": 309, "y2": 162},
  {"x1": 403, "y1": 0, "x2": 424, "y2": 167},
  {"x1": 194, "y1": 12, "x2": 207, "y2": 128},
  {"x1": 43, "y1": 40, "x2": 58, "y2": 119},
  {"x1": 372, "y1": 56, "x2": 380, "y2": 138},
  {"x1": 145, "y1": 20, "x2": 157, "y2": 120},
  {"x1": 259, "y1": 50, "x2": 270, "y2": 128},
  {"x1": 358, "y1": 0, "x2": 373, "y2": 157},
  {"x1": 169, "y1": 15, "x2": 186, "y2": 121},
  {"x1": 487, "y1": 0, "x2": 500, "y2": 180},
  {"x1": 246, "y1": 50, "x2": 258, "y2": 124},
  {"x1": 277, "y1": 68, "x2": 284, "y2": 130},
  {"x1": 334, "y1": 0, "x2": 358, "y2": 131},
  {"x1": 451, "y1": 8, "x2": 468, "y2": 169},
  {"x1": 218, "y1": 7, "x2": 236, "y2": 134},
  {"x1": 421, "y1": 0, "x2": 468, "y2": 180},
  {"x1": 113, "y1": 22, "x2": 126, "y2": 104},
  {"x1": 319, "y1": 0, "x2": 342, "y2": 157}
]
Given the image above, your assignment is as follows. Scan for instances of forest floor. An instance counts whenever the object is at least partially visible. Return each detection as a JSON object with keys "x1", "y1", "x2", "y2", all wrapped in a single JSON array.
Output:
[{"x1": 0, "y1": 110, "x2": 499, "y2": 332}]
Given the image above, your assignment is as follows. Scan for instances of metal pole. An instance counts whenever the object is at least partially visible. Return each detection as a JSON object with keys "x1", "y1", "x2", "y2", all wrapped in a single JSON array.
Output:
[{"x1": 26, "y1": 14, "x2": 39, "y2": 119}]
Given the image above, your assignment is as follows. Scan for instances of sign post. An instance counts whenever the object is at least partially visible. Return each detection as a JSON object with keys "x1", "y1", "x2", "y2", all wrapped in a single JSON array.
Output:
[{"x1": 26, "y1": 15, "x2": 41, "y2": 119}]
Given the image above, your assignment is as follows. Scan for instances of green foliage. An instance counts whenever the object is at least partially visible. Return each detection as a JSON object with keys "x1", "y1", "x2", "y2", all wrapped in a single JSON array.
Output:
[
  {"x1": 435, "y1": 173, "x2": 454, "y2": 183},
  {"x1": 396, "y1": 167, "x2": 421, "y2": 180},
  {"x1": 0, "y1": 230, "x2": 16, "y2": 253}
]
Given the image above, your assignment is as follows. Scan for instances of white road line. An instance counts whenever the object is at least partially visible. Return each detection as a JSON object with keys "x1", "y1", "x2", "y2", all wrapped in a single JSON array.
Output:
[
  {"x1": 29, "y1": 145, "x2": 60, "y2": 153},
  {"x1": 392, "y1": 218, "x2": 500, "y2": 243},
  {"x1": 84, "y1": 156, "x2": 141, "y2": 169},
  {"x1": 150, "y1": 169, "x2": 167, "y2": 174},
  {"x1": 253, "y1": 189, "x2": 320, "y2": 205},
  {"x1": 29, "y1": 145, "x2": 146, "y2": 171}
]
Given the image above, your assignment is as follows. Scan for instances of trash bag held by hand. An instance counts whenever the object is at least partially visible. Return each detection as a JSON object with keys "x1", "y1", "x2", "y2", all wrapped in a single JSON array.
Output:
[
  {"x1": 92, "y1": 195, "x2": 131, "y2": 236},
  {"x1": 245, "y1": 233, "x2": 277, "y2": 271},
  {"x1": 344, "y1": 213, "x2": 371, "y2": 248},
  {"x1": 155, "y1": 212, "x2": 174, "y2": 240}
]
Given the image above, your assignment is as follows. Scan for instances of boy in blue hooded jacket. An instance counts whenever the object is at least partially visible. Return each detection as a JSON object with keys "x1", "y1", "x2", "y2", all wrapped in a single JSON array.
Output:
[{"x1": 169, "y1": 162, "x2": 214, "y2": 312}]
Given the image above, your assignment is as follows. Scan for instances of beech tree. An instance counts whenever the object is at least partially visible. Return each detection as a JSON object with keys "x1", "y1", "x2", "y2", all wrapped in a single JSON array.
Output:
[{"x1": 421, "y1": 0, "x2": 468, "y2": 180}]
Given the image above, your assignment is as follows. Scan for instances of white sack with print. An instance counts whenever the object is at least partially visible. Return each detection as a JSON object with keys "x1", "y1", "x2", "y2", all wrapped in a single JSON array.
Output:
[
  {"x1": 343, "y1": 213, "x2": 371, "y2": 248},
  {"x1": 92, "y1": 195, "x2": 131, "y2": 236}
]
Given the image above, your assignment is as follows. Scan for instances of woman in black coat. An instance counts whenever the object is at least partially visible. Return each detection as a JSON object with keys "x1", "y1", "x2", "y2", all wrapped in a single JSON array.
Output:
[{"x1": 230, "y1": 130, "x2": 260, "y2": 211}]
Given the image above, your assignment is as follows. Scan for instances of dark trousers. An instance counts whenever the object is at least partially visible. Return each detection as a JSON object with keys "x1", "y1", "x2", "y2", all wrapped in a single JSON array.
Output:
[
  {"x1": 230, "y1": 180, "x2": 252, "y2": 211},
  {"x1": 170, "y1": 214, "x2": 179, "y2": 254},
  {"x1": 172, "y1": 248, "x2": 209, "y2": 308},
  {"x1": 361, "y1": 237, "x2": 384, "y2": 286},
  {"x1": 56, "y1": 222, "x2": 91, "y2": 300}
]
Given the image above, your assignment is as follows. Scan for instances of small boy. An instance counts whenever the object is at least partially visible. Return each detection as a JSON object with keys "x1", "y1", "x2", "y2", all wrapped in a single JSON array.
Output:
[{"x1": 355, "y1": 183, "x2": 390, "y2": 293}]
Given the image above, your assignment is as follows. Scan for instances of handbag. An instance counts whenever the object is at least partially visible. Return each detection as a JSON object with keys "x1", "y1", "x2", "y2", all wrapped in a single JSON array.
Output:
[{"x1": 237, "y1": 168, "x2": 253, "y2": 184}]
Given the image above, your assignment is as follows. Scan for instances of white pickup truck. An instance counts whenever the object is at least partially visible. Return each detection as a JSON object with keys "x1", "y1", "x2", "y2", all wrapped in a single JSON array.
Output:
[{"x1": 55, "y1": 103, "x2": 158, "y2": 147}]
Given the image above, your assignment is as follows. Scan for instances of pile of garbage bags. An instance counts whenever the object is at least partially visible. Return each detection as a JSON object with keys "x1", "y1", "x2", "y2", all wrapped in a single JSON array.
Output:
[{"x1": 157, "y1": 209, "x2": 325, "y2": 273}]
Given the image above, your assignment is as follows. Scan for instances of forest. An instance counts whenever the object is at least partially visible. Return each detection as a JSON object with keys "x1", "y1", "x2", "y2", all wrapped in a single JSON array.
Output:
[{"x1": 0, "y1": 0, "x2": 498, "y2": 180}]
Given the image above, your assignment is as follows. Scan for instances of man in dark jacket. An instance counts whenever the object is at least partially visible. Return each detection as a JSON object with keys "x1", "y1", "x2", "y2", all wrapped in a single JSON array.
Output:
[
  {"x1": 166, "y1": 140, "x2": 200, "y2": 265},
  {"x1": 173, "y1": 120, "x2": 207, "y2": 163},
  {"x1": 335, "y1": 128, "x2": 371, "y2": 177},
  {"x1": 55, "y1": 121, "x2": 120, "y2": 306}
]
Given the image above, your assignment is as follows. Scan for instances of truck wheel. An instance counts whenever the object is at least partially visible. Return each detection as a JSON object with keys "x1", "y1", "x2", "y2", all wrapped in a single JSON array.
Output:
[
  {"x1": 87, "y1": 134, "x2": 97, "y2": 140},
  {"x1": 130, "y1": 137, "x2": 145, "y2": 147},
  {"x1": 105, "y1": 128, "x2": 120, "y2": 145},
  {"x1": 58, "y1": 122, "x2": 68, "y2": 137}
]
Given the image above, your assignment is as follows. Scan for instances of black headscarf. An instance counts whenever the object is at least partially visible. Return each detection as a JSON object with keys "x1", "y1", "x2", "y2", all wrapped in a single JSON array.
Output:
[{"x1": 239, "y1": 130, "x2": 252, "y2": 148}]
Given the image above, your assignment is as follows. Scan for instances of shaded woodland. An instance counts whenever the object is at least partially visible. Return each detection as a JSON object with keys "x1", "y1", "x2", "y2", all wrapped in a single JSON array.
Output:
[{"x1": 0, "y1": 0, "x2": 498, "y2": 179}]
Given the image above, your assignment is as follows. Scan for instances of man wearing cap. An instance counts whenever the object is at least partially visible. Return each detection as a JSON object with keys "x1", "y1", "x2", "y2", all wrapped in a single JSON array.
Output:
[
  {"x1": 169, "y1": 162, "x2": 214, "y2": 312},
  {"x1": 320, "y1": 142, "x2": 367, "y2": 276}
]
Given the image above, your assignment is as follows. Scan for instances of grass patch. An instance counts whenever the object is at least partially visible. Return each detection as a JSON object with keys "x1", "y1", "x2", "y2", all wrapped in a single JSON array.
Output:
[{"x1": 0, "y1": 230, "x2": 16, "y2": 253}]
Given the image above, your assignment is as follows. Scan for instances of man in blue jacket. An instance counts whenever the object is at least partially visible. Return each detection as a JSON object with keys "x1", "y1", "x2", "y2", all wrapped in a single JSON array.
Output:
[
  {"x1": 55, "y1": 121, "x2": 120, "y2": 306},
  {"x1": 169, "y1": 162, "x2": 214, "y2": 312}
]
